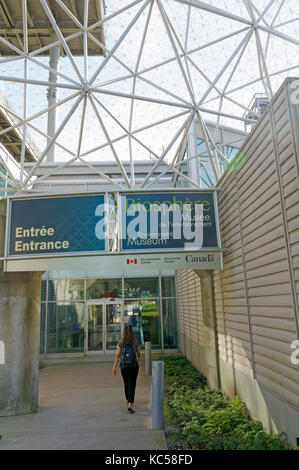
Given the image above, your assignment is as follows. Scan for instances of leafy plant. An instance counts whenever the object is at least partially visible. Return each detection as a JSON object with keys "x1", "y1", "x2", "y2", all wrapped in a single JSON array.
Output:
[
  {"x1": 161, "y1": 355, "x2": 291, "y2": 450},
  {"x1": 162, "y1": 355, "x2": 207, "y2": 391}
]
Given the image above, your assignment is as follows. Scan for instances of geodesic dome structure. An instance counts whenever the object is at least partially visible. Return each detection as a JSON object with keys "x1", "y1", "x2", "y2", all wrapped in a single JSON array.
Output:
[{"x1": 0, "y1": 0, "x2": 298, "y2": 192}]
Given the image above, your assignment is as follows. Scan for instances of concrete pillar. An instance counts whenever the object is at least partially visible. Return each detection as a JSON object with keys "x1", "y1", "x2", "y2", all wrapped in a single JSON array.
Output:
[
  {"x1": 0, "y1": 200, "x2": 42, "y2": 416},
  {"x1": 195, "y1": 270, "x2": 221, "y2": 390}
]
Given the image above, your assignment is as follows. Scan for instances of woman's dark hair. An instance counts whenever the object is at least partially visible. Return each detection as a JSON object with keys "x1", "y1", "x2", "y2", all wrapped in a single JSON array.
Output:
[{"x1": 122, "y1": 324, "x2": 135, "y2": 345}]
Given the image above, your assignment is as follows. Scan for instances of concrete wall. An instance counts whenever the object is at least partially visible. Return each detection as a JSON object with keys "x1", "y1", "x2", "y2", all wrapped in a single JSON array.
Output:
[
  {"x1": 0, "y1": 200, "x2": 42, "y2": 416},
  {"x1": 177, "y1": 78, "x2": 299, "y2": 446}
]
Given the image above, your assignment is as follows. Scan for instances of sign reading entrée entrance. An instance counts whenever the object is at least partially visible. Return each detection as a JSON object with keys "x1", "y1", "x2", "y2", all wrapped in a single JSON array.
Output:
[
  {"x1": 8, "y1": 194, "x2": 106, "y2": 255},
  {"x1": 4, "y1": 190, "x2": 223, "y2": 272}
]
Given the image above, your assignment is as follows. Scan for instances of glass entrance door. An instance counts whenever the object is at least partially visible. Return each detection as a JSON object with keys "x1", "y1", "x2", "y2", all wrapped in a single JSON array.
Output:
[
  {"x1": 86, "y1": 300, "x2": 123, "y2": 354},
  {"x1": 105, "y1": 302, "x2": 122, "y2": 351},
  {"x1": 87, "y1": 303, "x2": 104, "y2": 352}
]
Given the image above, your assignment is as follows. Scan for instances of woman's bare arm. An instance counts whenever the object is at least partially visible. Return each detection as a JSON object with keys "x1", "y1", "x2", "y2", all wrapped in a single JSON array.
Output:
[{"x1": 112, "y1": 345, "x2": 121, "y2": 375}]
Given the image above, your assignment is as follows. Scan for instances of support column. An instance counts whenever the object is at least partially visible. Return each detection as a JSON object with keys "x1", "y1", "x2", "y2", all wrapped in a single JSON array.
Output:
[
  {"x1": 0, "y1": 200, "x2": 42, "y2": 416},
  {"x1": 194, "y1": 269, "x2": 221, "y2": 390},
  {"x1": 46, "y1": 35, "x2": 60, "y2": 162}
]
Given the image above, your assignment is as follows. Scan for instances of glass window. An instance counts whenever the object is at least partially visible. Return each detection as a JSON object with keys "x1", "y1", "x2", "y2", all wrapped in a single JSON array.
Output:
[
  {"x1": 106, "y1": 304, "x2": 122, "y2": 351},
  {"x1": 40, "y1": 275, "x2": 178, "y2": 354},
  {"x1": 86, "y1": 278, "x2": 122, "y2": 299},
  {"x1": 197, "y1": 138, "x2": 240, "y2": 188},
  {"x1": 48, "y1": 279, "x2": 85, "y2": 301},
  {"x1": 124, "y1": 300, "x2": 161, "y2": 349},
  {"x1": 47, "y1": 302, "x2": 84, "y2": 353},
  {"x1": 175, "y1": 155, "x2": 189, "y2": 188},
  {"x1": 162, "y1": 299, "x2": 178, "y2": 349},
  {"x1": 40, "y1": 303, "x2": 46, "y2": 354},
  {"x1": 161, "y1": 277, "x2": 176, "y2": 297},
  {"x1": 87, "y1": 304, "x2": 104, "y2": 352},
  {"x1": 124, "y1": 278, "x2": 159, "y2": 298},
  {"x1": 41, "y1": 280, "x2": 47, "y2": 302},
  {"x1": 0, "y1": 163, "x2": 6, "y2": 197},
  {"x1": 224, "y1": 145, "x2": 239, "y2": 160}
]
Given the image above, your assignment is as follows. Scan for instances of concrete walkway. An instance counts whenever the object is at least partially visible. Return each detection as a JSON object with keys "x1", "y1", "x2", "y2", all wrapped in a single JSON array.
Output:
[{"x1": 0, "y1": 361, "x2": 167, "y2": 450}]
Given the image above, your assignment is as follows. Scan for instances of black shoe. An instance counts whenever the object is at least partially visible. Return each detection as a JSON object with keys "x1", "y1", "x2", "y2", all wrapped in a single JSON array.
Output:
[{"x1": 128, "y1": 407, "x2": 135, "y2": 413}]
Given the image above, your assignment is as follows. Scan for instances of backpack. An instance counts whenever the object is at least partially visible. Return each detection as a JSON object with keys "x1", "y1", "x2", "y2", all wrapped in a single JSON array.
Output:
[{"x1": 120, "y1": 343, "x2": 137, "y2": 369}]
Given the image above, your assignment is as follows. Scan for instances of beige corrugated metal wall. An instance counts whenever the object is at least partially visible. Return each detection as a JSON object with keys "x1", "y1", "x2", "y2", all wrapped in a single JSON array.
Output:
[
  {"x1": 176, "y1": 78, "x2": 299, "y2": 443},
  {"x1": 177, "y1": 270, "x2": 206, "y2": 374}
]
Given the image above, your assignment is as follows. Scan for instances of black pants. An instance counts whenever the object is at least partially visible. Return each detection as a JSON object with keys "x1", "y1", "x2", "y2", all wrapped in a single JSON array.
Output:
[{"x1": 121, "y1": 365, "x2": 139, "y2": 404}]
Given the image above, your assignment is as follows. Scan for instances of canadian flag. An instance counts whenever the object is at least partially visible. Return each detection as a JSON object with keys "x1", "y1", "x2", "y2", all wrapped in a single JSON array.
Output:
[{"x1": 127, "y1": 258, "x2": 137, "y2": 264}]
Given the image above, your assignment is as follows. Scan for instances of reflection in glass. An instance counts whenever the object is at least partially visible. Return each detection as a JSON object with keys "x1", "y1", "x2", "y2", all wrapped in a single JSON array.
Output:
[
  {"x1": 47, "y1": 302, "x2": 84, "y2": 353},
  {"x1": 124, "y1": 278, "x2": 159, "y2": 298},
  {"x1": 88, "y1": 304, "x2": 104, "y2": 352},
  {"x1": 86, "y1": 278, "x2": 122, "y2": 299},
  {"x1": 41, "y1": 281, "x2": 47, "y2": 302},
  {"x1": 48, "y1": 279, "x2": 85, "y2": 301},
  {"x1": 41, "y1": 276, "x2": 177, "y2": 354},
  {"x1": 0, "y1": 163, "x2": 8, "y2": 196},
  {"x1": 40, "y1": 303, "x2": 46, "y2": 354},
  {"x1": 161, "y1": 277, "x2": 176, "y2": 297},
  {"x1": 197, "y1": 138, "x2": 240, "y2": 188},
  {"x1": 106, "y1": 303, "x2": 121, "y2": 351},
  {"x1": 124, "y1": 300, "x2": 161, "y2": 349},
  {"x1": 162, "y1": 299, "x2": 178, "y2": 349}
]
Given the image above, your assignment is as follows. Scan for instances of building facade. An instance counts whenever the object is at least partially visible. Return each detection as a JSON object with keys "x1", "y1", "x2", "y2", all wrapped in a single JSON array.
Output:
[
  {"x1": 35, "y1": 123, "x2": 245, "y2": 358},
  {"x1": 40, "y1": 274, "x2": 178, "y2": 355},
  {"x1": 176, "y1": 78, "x2": 299, "y2": 446},
  {"x1": 2, "y1": 74, "x2": 298, "y2": 446}
]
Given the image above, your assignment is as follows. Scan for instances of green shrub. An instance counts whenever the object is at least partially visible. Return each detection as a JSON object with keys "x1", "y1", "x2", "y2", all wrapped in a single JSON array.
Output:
[
  {"x1": 203, "y1": 431, "x2": 289, "y2": 450},
  {"x1": 162, "y1": 355, "x2": 207, "y2": 391},
  {"x1": 161, "y1": 355, "x2": 291, "y2": 450}
]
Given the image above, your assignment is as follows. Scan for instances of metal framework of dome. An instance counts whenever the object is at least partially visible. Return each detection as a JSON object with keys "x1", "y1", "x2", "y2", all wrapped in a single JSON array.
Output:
[{"x1": 0, "y1": 0, "x2": 298, "y2": 192}]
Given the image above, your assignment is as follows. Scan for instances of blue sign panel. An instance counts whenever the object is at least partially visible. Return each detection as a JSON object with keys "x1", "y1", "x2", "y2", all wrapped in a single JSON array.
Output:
[
  {"x1": 9, "y1": 195, "x2": 106, "y2": 255},
  {"x1": 120, "y1": 192, "x2": 218, "y2": 251}
]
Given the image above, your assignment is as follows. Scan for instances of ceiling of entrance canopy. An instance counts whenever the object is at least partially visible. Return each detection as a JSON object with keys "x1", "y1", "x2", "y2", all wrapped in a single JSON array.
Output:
[
  {"x1": 0, "y1": 0, "x2": 105, "y2": 55},
  {"x1": 0, "y1": 0, "x2": 298, "y2": 191}
]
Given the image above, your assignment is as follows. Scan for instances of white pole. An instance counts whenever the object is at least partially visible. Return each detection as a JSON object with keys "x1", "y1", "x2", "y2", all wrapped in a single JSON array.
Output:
[
  {"x1": 47, "y1": 35, "x2": 60, "y2": 162},
  {"x1": 20, "y1": 0, "x2": 28, "y2": 185}
]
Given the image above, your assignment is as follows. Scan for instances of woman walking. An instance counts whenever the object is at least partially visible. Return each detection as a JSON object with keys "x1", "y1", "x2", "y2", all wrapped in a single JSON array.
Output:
[{"x1": 112, "y1": 324, "x2": 141, "y2": 413}]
